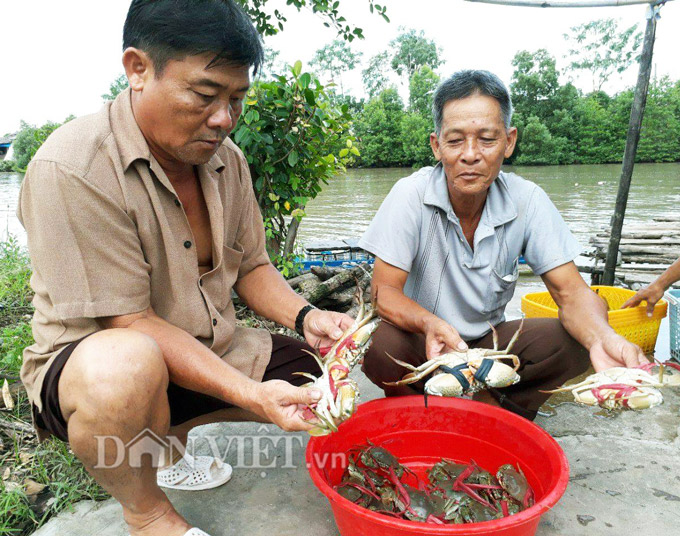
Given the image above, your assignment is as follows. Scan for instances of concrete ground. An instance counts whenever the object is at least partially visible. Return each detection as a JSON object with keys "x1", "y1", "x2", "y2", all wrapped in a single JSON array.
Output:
[{"x1": 32, "y1": 278, "x2": 680, "y2": 536}]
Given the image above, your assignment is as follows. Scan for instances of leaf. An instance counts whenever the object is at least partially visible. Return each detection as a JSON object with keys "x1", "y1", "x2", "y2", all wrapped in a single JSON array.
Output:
[
  {"x1": 268, "y1": 193, "x2": 280, "y2": 202},
  {"x1": 300, "y1": 73, "x2": 312, "y2": 89},
  {"x1": 288, "y1": 150, "x2": 299, "y2": 167},
  {"x1": 339, "y1": 148, "x2": 349, "y2": 158},
  {"x1": 24, "y1": 479, "x2": 47, "y2": 496},
  {"x1": 350, "y1": 146, "x2": 360, "y2": 156},
  {"x1": 304, "y1": 89, "x2": 316, "y2": 106},
  {"x1": 2, "y1": 379, "x2": 14, "y2": 410},
  {"x1": 292, "y1": 60, "x2": 303, "y2": 77}
]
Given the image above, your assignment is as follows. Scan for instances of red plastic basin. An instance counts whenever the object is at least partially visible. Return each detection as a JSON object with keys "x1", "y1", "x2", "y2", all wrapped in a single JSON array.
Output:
[{"x1": 306, "y1": 396, "x2": 569, "y2": 536}]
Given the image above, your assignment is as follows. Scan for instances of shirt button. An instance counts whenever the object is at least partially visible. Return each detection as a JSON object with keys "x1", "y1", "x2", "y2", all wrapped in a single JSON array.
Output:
[
  {"x1": 184, "y1": 240, "x2": 192, "y2": 249},
  {"x1": 174, "y1": 198, "x2": 181, "y2": 207},
  {"x1": 212, "y1": 318, "x2": 217, "y2": 326}
]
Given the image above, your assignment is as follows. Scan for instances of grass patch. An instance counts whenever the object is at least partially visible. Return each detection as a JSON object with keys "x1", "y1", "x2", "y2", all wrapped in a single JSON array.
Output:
[{"x1": 0, "y1": 238, "x2": 108, "y2": 535}]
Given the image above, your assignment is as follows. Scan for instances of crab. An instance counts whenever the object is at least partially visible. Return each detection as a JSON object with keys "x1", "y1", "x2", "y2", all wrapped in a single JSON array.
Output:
[
  {"x1": 296, "y1": 288, "x2": 381, "y2": 435},
  {"x1": 384, "y1": 321, "x2": 524, "y2": 399},
  {"x1": 543, "y1": 362, "x2": 680, "y2": 410}
]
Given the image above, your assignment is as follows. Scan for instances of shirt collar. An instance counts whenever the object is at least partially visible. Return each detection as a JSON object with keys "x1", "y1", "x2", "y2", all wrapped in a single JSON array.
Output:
[
  {"x1": 423, "y1": 164, "x2": 517, "y2": 227},
  {"x1": 110, "y1": 88, "x2": 226, "y2": 175}
]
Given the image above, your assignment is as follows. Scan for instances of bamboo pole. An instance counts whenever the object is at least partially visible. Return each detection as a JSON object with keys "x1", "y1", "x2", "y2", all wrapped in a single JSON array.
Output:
[
  {"x1": 602, "y1": 5, "x2": 659, "y2": 285},
  {"x1": 465, "y1": 0, "x2": 659, "y2": 7}
]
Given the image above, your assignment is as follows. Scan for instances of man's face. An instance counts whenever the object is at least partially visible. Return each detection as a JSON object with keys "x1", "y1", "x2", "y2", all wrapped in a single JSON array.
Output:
[
  {"x1": 430, "y1": 94, "x2": 517, "y2": 201},
  {"x1": 130, "y1": 52, "x2": 251, "y2": 167}
]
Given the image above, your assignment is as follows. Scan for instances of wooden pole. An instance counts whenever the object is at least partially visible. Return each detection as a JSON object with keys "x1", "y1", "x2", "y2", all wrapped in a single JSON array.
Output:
[
  {"x1": 602, "y1": 4, "x2": 659, "y2": 285},
  {"x1": 464, "y1": 0, "x2": 658, "y2": 7}
]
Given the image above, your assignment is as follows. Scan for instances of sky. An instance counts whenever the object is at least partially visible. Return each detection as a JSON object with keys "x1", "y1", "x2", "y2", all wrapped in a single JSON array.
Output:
[{"x1": 1, "y1": 0, "x2": 680, "y2": 135}]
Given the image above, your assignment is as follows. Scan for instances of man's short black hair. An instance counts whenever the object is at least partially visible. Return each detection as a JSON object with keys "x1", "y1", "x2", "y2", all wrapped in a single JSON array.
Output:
[
  {"x1": 123, "y1": 0, "x2": 264, "y2": 76},
  {"x1": 433, "y1": 70, "x2": 513, "y2": 134}
]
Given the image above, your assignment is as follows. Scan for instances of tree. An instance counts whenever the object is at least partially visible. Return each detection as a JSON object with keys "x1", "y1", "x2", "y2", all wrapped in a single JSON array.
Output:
[
  {"x1": 636, "y1": 77, "x2": 680, "y2": 163},
  {"x1": 514, "y1": 116, "x2": 560, "y2": 166},
  {"x1": 231, "y1": 61, "x2": 355, "y2": 270},
  {"x1": 564, "y1": 18, "x2": 642, "y2": 93},
  {"x1": 510, "y1": 49, "x2": 560, "y2": 123},
  {"x1": 401, "y1": 112, "x2": 435, "y2": 168},
  {"x1": 353, "y1": 88, "x2": 406, "y2": 167},
  {"x1": 260, "y1": 46, "x2": 286, "y2": 79},
  {"x1": 102, "y1": 74, "x2": 129, "y2": 101},
  {"x1": 12, "y1": 118, "x2": 74, "y2": 171},
  {"x1": 408, "y1": 65, "x2": 439, "y2": 116},
  {"x1": 390, "y1": 28, "x2": 442, "y2": 80},
  {"x1": 235, "y1": 0, "x2": 388, "y2": 42},
  {"x1": 362, "y1": 51, "x2": 392, "y2": 98},
  {"x1": 310, "y1": 39, "x2": 362, "y2": 95}
]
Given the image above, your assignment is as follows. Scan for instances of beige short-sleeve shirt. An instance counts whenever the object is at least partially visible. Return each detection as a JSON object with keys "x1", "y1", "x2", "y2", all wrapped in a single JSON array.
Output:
[{"x1": 17, "y1": 88, "x2": 272, "y2": 414}]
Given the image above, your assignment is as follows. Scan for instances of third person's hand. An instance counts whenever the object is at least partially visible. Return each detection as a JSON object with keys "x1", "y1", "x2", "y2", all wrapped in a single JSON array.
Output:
[{"x1": 621, "y1": 282, "x2": 665, "y2": 317}]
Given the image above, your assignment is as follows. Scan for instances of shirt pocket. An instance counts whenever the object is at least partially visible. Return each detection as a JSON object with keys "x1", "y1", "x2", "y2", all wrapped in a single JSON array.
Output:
[
  {"x1": 482, "y1": 256, "x2": 519, "y2": 315},
  {"x1": 214, "y1": 244, "x2": 244, "y2": 310}
]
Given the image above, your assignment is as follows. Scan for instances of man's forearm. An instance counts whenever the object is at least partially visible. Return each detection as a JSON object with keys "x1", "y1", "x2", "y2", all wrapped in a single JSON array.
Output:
[
  {"x1": 234, "y1": 263, "x2": 308, "y2": 330},
  {"x1": 656, "y1": 257, "x2": 680, "y2": 290},
  {"x1": 374, "y1": 284, "x2": 439, "y2": 335},
  {"x1": 557, "y1": 286, "x2": 610, "y2": 351},
  {"x1": 111, "y1": 312, "x2": 261, "y2": 411}
]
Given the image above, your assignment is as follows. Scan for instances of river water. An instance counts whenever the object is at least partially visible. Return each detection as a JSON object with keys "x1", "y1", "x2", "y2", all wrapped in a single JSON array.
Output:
[
  {"x1": 2, "y1": 163, "x2": 679, "y2": 247},
  {"x1": 296, "y1": 163, "x2": 680, "y2": 248}
]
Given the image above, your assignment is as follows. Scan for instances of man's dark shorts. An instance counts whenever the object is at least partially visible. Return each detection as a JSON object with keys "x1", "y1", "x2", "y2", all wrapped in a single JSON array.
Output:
[{"x1": 32, "y1": 333, "x2": 319, "y2": 443}]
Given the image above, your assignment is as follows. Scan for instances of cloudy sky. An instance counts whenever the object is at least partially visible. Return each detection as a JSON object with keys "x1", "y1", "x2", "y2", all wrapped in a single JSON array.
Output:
[{"x1": 2, "y1": 0, "x2": 679, "y2": 135}]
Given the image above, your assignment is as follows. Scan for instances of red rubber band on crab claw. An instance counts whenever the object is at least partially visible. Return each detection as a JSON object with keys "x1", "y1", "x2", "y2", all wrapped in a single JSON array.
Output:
[{"x1": 591, "y1": 384, "x2": 638, "y2": 408}]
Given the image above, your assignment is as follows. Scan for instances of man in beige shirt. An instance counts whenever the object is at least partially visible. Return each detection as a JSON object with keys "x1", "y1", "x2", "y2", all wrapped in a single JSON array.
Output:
[{"x1": 17, "y1": 2, "x2": 351, "y2": 535}]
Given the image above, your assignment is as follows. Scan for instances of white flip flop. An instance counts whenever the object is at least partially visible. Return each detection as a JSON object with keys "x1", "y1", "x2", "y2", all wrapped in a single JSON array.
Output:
[
  {"x1": 129, "y1": 529, "x2": 211, "y2": 536},
  {"x1": 156, "y1": 452, "x2": 232, "y2": 491}
]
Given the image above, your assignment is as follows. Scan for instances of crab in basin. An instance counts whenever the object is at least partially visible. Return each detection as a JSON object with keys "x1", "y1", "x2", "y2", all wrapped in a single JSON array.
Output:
[
  {"x1": 544, "y1": 361, "x2": 680, "y2": 410},
  {"x1": 384, "y1": 321, "x2": 523, "y2": 399}
]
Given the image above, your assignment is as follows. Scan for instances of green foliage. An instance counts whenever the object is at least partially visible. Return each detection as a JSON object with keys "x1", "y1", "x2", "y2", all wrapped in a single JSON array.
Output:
[
  {"x1": 0, "y1": 160, "x2": 15, "y2": 172},
  {"x1": 0, "y1": 322, "x2": 32, "y2": 375},
  {"x1": 390, "y1": 28, "x2": 442, "y2": 79},
  {"x1": 235, "y1": 0, "x2": 388, "y2": 41},
  {"x1": 636, "y1": 77, "x2": 680, "y2": 163},
  {"x1": 401, "y1": 112, "x2": 435, "y2": 168},
  {"x1": 11, "y1": 118, "x2": 72, "y2": 172},
  {"x1": 362, "y1": 52, "x2": 392, "y2": 98},
  {"x1": 515, "y1": 116, "x2": 565, "y2": 165},
  {"x1": 0, "y1": 437, "x2": 109, "y2": 535},
  {"x1": 101, "y1": 74, "x2": 129, "y2": 101},
  {"x1": 564, "y1": 18, "x2": 642, "y2": 92},
  {"x1": 310, "y1": 39, "x2": 362, "y2": 95},
  {"x1": 511, "y1": 49, "x2": 560, "y2": 123},
  {"x1": 231, "y1": 62, "x2": 355, "y2": 260},
  {"x1": 408, "y1": 66, "x2": 439, "y2": 116},
  {"x1": 0, "y1": 236, "x2": 33, "y2": 311},
  {"x1": 353, "y1": 88, "x2": 406, "y2": 167}
]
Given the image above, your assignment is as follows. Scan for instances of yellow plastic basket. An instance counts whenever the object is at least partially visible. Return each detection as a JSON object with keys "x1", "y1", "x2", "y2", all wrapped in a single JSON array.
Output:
[{"x1": 521, "y1": 285, "x2": 668, "y2": 354}]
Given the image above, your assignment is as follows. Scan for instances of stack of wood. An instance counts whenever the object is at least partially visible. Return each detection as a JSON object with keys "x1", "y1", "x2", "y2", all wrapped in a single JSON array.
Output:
[
  {"x1": 287, "y1": 263, "x2": 372, "y2": 317},
  {"x1": 580, "y1": 216, "x2": 680, "y2": 289}
]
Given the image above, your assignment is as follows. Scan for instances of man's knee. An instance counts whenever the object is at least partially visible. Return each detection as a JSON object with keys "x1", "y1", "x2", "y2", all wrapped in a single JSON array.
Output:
[
  {"x1": 60, "y1": 329, "x2": 168, "y2": 417},
  {"x1": 534, "y1": 319, "x2": 590, "y2": 377},
  {"x1": 362, "y1": 322, "x2": 425, "y2": 385}
]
